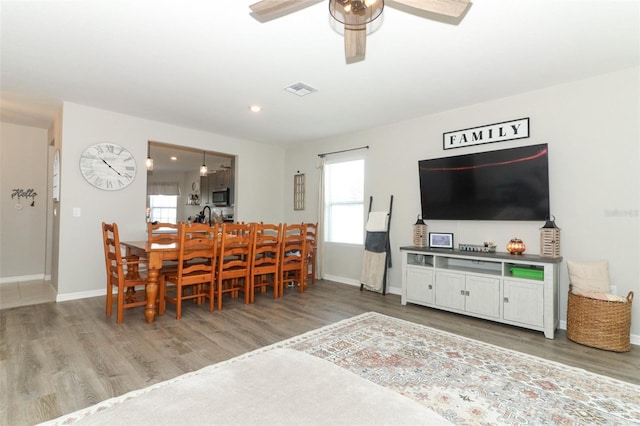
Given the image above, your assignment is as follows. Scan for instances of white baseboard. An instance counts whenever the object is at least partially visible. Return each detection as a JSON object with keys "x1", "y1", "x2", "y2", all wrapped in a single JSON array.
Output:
[
  {"x1": 322, "y1": 274, "x2": 360, "y2": 287},
  {"x1": 56, "y1": 289, "x2": 105, "y2": 302},
  {"x1": 0, "y1": 274, "x2": 46, "y2": 284},
  {"x1": 321, "y1": 275, "x2": 402, "y2": 296}
]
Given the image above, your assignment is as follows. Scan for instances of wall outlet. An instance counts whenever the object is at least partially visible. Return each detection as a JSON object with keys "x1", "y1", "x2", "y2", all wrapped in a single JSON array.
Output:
[{"x1": 610, "y1": 285, "x2": 617, "y2": 295}]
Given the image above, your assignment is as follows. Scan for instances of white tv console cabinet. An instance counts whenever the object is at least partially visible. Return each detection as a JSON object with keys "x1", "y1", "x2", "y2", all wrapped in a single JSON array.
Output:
[{"x1": 400, "y1": 246, "x2": 563, "y2": 339}]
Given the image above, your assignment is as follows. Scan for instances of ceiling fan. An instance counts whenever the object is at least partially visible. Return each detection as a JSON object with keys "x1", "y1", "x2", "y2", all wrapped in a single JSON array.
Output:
[{"x1": 249, "y1": 0, "x2": 471, "y2": 64}]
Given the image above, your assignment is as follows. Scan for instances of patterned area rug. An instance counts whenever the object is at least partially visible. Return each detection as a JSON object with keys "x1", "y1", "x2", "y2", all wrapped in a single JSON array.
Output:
[{"x1": 272, "y1": 312, "x2": 640, "y2": 425}]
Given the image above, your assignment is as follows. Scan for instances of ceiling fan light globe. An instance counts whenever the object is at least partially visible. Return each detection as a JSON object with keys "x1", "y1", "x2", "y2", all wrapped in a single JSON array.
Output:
[
  {"x1": 329, "y1": 11, "x2": 383, "y2": 35},
  {"x1": 329, "y1": 0, "x2": 383, "y2": 25}
]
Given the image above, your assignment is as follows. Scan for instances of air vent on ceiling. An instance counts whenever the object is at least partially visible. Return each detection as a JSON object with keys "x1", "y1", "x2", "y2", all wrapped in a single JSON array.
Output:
[{"x1": 284, "y1": 82, "x2": 317, "y2": 97}]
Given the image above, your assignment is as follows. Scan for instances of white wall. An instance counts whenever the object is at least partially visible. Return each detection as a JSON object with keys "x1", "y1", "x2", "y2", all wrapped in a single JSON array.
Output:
[
  {"x1": 56, "y1": 102, "x2": 285, "y2": 298},
  {"x1": 0, "y1": 122, "x2": 48, "y2": 281},
  {"x1": 284, "y1": 67, "x2": 640, "y2": 336}
]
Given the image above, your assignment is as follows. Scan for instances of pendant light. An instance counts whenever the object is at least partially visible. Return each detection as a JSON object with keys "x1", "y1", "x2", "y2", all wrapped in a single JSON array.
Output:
[
  {"x1": 199, "y1": 151, "x2": 208, "y2": 176},
  {"x1": 145, "y1": 142, "x2": 154, "y2": 171}
]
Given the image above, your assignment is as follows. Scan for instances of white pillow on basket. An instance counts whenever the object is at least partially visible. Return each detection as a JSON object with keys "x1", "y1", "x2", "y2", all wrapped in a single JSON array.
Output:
[{"x1": 567, "y1": 260, "x2": 610, "y2": 294}]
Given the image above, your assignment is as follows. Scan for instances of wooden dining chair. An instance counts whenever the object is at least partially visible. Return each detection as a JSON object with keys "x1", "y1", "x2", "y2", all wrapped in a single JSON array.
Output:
[
  {"x1": 222, "y1": 222, "x2": 252, "y2": 237},
  {"x1": 159, "y1": 223, "x2": 217, "y2": 319},
  {"x1": 250, "y1": 223, "x2": 282, "y2": 302},
  {"x1": 280, "y1": 223, "x2": 308, "y2": 295},
  {"x1": 102, "y1": 222, "x2": 148, "y2": 324},
  {"x1": 147, "y1": 222, "x2": 180, "y2": 243},
  {"x1": 147, "y1": 221, "x2": 180, "y2": 271},
  {"x1": 215, "y1": 222, "x2": 252, "y2": 310},
  {"x1": 304, "y1": 222, "x2": 318, "y2": 285}
]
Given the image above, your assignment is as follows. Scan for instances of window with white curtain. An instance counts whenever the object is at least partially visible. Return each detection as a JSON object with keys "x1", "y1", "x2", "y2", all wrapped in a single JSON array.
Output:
[
  {"x1": 149, "y1": 195, "x2": 178, "y2": 223},
  {"x1": 324, "y1": 159, "x2": 364, "y2": 244}
]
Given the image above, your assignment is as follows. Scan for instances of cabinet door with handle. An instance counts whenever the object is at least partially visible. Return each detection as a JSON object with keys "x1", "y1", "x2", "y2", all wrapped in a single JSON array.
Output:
[
  {"x1": 503, "y1": 279, "x2": 544, "y2": 327},
  {"x1": 434, "y1": 271, "x2": 466, "y2": 310},
  {"x1": 405, "y1": 267, "x2": 434, "y2": 304},
  {"x1": 465, "y1": 275, "x2": 500, "y2": 318}
]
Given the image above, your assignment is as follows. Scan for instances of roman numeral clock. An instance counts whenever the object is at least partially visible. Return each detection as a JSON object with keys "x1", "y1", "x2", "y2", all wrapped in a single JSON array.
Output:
[{"x1": 80, "y1": 142, "x2": 137, "y2": 191}]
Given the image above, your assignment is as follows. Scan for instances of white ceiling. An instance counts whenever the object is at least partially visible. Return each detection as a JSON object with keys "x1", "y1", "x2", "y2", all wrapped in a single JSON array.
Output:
[{"x1": 1, "y1": 1, "x2": 638, "y2": 146}]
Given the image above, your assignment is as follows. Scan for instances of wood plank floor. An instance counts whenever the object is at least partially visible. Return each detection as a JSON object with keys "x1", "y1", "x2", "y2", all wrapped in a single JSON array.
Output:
[{"x1": 1, "y1": 280, "x2": 638, "y2": 425}]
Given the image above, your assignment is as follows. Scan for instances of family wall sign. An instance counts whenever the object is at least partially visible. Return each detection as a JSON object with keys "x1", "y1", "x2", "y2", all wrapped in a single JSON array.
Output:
[{"x1": 443, "y1": 118, "x2": 530, "y2": 150}]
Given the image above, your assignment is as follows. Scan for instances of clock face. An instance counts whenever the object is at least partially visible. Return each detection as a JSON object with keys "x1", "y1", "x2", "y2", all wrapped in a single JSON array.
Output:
[{"x1": 79, "y1": 143, "x2": 137, "y2": 191}]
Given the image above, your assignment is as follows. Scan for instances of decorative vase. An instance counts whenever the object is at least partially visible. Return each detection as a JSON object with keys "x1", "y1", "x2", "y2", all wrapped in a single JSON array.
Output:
[{"x1": 507, "y1": 238, "x2": 526, "y2": 255}]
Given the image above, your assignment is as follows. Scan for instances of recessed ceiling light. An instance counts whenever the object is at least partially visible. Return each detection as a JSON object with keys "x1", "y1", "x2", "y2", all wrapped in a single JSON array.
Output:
[
  {"x1": 249, "y1": 105, "x2": 262, "y2": 113},
  {"x1": 170, "y1": 156, "x2": 177, "y2": 161}
]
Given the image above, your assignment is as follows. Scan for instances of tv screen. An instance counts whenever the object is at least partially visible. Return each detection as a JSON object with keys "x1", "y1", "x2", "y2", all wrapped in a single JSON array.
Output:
[{"x1": 419, "y1": 144, "x2": 550, "y2": 221}]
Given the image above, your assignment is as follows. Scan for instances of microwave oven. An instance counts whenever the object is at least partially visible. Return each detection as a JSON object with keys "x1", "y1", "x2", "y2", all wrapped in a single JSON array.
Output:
[{"x1": 212, "y1": 188, "x2": 230, "y2": 206}]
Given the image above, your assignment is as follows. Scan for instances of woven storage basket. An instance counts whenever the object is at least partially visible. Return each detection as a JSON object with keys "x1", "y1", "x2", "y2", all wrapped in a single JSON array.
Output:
[{"x1": 567, "y1": 284, "x2": 634, "y2": 352}]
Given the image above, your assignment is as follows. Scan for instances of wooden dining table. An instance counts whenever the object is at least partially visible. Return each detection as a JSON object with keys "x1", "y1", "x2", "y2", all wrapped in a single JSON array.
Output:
[{"x1": 121, "y1": 240, "x2": 180, "y2": 323}]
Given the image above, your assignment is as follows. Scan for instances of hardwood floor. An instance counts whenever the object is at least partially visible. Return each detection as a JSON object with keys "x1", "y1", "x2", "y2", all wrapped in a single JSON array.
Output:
[{"x1": 1, "y1": 280, "x2": 638, "y2": 425}]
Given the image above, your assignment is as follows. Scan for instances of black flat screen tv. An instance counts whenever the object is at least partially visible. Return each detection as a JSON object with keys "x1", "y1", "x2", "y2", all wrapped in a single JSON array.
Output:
[{"x1": 418, "y1": 144, "x2": 550, "y2": 221}]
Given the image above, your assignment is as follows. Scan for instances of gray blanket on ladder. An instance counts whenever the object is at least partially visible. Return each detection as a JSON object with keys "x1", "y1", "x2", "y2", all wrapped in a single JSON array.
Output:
[{"x1": 361, "y1": 231, "x2": 387, "y2": 292}]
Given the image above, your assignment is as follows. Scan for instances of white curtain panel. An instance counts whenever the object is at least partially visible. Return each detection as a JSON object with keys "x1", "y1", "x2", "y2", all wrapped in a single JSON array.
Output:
[
  {"x1": 316, "y1": 157, "x2": 326, "y2": 280},
  {"x1": 147, "y1": 182, "x2": 180, "y2": 196}
]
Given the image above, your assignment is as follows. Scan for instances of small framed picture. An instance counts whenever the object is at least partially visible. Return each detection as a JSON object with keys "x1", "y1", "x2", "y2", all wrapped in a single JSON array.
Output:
[{"x1": 429, "y1": 232, "x2": 454, "y2": 249}]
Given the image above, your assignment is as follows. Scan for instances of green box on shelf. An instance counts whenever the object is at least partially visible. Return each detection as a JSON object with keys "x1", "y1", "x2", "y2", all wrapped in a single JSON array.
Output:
[{"x1": 511, "y1": 266, "x2": 544, "y2": 280}]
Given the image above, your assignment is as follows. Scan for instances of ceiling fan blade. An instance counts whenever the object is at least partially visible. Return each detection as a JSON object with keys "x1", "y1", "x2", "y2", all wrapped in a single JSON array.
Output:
[
  {"x1": 249, "y1": 0, "x2": 323, "y2": 22},
  {"x1": 344, "y1": 27, "x2": 366, "y2": 64},
  {"x1": 387, "y1": 0, "x2": 470, "y2": 18}
]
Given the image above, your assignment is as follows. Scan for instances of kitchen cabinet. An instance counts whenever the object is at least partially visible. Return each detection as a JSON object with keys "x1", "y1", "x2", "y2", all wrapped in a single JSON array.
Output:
[
  {"x1": 200, "y1": 175, "x2": 210, "y2": 204},
  {"x1": 209, "y1": 169, "x2": 230, "y2": 190},
  {"x1": 199, "y1": 169, "x2": 231, "y2": 204}
]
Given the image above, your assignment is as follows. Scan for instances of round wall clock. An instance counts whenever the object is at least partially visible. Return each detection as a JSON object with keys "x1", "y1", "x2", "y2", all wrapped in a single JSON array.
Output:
[{"x1": 79, "y1": 142, "x2": 137, "y2": 191}]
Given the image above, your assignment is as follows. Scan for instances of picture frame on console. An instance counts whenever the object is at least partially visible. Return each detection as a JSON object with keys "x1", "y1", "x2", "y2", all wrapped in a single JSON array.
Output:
[{"x1": 429, "y1": 232, "x2": 454, "y2": 249}]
